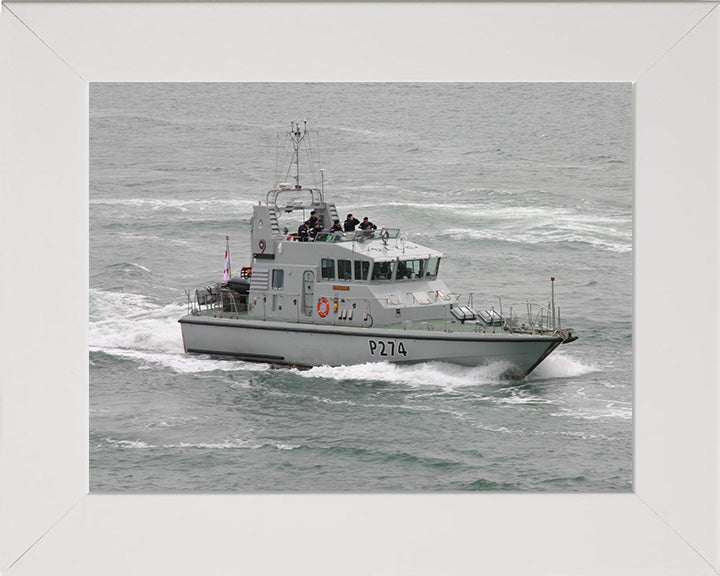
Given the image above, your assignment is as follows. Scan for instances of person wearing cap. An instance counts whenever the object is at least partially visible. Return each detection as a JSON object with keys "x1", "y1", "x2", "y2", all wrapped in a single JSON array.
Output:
[
  {"x1": 329, "y1": 219, "x2": 343, "y2": 232},
  {"x1": 343, "y1": 213, "x2": 360, "y2": 232},
  {"x1": 297, "y1": 221, "x2": 309, "y2": 242},
  {"x1": 358, "y1": 217, "x2": 377, "y2": 231},
  {"x1": 305, "y1": 210, "x2": 319, "y2": 229}
]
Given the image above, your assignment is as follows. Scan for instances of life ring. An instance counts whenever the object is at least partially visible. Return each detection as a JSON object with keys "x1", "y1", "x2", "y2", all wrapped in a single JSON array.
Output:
[
  {"x1": 286, "y1": 232, "x2": 299, "y2": 241},
  {"x1": 317, "y1": 297, "x2": 330, "y2": 318}
]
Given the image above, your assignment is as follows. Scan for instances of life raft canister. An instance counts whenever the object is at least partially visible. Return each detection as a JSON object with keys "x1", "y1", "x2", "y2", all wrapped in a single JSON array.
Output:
[{"x1": 317, "y1": 297, "x2": 330, "y2": 318}]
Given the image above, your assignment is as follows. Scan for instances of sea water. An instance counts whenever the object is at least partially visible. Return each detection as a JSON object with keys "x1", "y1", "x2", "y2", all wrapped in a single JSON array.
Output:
[{"x1": 90, "y1": 83, "x2": 632, "y2": 491}]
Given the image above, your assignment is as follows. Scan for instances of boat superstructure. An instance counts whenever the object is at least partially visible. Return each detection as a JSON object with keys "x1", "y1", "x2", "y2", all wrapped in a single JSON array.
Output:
[{"x1": 179, "y1": 121, "x2": 577, "y2": 377}]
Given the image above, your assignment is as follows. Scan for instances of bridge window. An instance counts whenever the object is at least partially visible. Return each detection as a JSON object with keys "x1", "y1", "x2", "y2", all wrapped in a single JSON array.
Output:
[
  {"x1": 354, "y1": 260, "x2": 370, "y2": 281},
  {"x1": 426, "y1": 257, "x2": 441, "y2": 278},
  {"x1": 272, "y1": 269, "x2": 284, "y2": 289},
  {"x1": 321, "y1": 258, "x2": 335, "y2": 280},
  {"x1": 371, "y1": 261, "x2": 394, "y2": 281},
  {"x1": 396, "y1": 259, "x2": 425, "y2": 280},
  {"x1": 338, "y1": 259, "x2": 352, "y2": 281}
]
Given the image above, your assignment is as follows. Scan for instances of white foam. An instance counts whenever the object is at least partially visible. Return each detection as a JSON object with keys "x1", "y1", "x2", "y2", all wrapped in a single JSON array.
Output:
[
  {"x1": 531, "y1": 353, "x2": 599, "y2": 379},
  {"x1": 89, "y1": 288, "x2": 269, "y2": 373},
  {"x1": 90, "y1": 289, "x2": 156, "y2": 319},
  {"x1": 90, "y1": 311, "x2": 184, "y2": 354},
  {"x1": 367, "y1": 198, "x2": 632, "y2": 253},
  {"x1": 113, "y1": 233, "x2": 193, "y2": 247},
  {"x1": 442, "y1": 226, "x2": 631, "y2": 254},
  {"x1": 104, "y1": 439, "x2": 152, "y2": 449},
  {"x1": 380, "y1": 199, "x2": 629, "y2": 226},
  {"x1": 90, "y1": 346, "x2": 265, "y2": 374},
  {"x1": 297, "y1": 354, "x2": 597, "y2": 388},
  {"x1": 103, "y1": 437, "x2": 300, "y2": 450},
  {"x1": 494, "y1": 393, "x2": 555, "y2": 405},
  {"x1": 552, "y1": 405, "x2": 632, "y2": 421},
  {"x1": 90, "y1": 196, "x2": 256, "y2": 212},
  {"x1": 295, "y1": 360, "x2": 514, "y2": 390}
]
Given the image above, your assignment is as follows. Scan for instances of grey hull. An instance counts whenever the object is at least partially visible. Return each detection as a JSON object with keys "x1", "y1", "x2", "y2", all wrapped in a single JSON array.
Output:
[{"x1": 179, "y1": 315, "x2": 562, "y2": 377}]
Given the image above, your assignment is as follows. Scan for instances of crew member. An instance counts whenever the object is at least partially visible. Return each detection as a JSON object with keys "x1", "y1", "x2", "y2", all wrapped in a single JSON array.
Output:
[
  {"x1": 329, "y1": 219, "x2": 343, "y2": 232},
  {"x1": 344, "y1": 214, "x2": 360, "y2": 232},
  {"x1": 305, "y1": 210, "x2": 319, "y2": 229},
  {"x1": 397, "y1": 260, "x2": 410, "y2": 279},
  {"x1": 359, "y1": 217, "x2": 377, "y2": 231},
  {"x1": 308, "y1": 223, "x2": 322, "y2": 240},
  {"x1": 297, "y1": 222, "x2": 309, "y2": 242}
]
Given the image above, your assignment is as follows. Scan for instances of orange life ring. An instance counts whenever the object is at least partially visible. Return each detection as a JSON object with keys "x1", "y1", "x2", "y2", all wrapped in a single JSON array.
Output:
[
  {"x1": 317, "y1": 297, "x2": 330, "y2": 317},
  {"x1": 286, "y1": 232, "x2": 299, "y2": 241}
]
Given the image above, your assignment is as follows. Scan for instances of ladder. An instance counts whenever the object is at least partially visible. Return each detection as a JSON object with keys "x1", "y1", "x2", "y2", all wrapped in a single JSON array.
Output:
[{"x1": 267, "y1": 206, "x2": 281, "y2": 236}]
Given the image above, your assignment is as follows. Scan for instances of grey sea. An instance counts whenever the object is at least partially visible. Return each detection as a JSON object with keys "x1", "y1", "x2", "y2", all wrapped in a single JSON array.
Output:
[{"x1": 90, "y1": 83, "x2": 632, "y2": 492}]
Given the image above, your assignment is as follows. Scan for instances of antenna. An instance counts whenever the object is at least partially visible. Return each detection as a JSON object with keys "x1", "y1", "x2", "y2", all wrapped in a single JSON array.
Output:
[
  {"x1": 551, "y1": 277, "x2": 556, "y2": 330},
  {"x1": 320, "y1": 168, "x2": 326, "y2": 195}
]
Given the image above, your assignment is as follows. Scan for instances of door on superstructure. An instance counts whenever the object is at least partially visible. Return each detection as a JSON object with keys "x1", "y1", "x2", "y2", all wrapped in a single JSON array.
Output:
[{"x1": 303, "y1": 270, "x2": 315, "y2": 316}]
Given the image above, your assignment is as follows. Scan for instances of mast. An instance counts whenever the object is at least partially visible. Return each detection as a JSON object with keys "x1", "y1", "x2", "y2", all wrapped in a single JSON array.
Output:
[
  {"x1": 290, "y1": 119, "x2": 308, "y2": 189},
  {"x1": 268, "y1": 120, "x2": 324, "y2": 208}
]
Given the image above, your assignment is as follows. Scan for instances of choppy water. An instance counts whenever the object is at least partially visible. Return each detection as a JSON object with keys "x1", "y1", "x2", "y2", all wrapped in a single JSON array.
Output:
[{"x1": 90, "y1": 83, "x2": 632, "y2": 492}]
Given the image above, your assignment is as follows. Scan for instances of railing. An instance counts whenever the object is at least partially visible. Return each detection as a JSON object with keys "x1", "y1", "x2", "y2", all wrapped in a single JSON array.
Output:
[
  {"x1": 185, "y1": 284, "x2": 221, "y2": 314},
  {"x1": 409, "y1": 292, "x2": 562, "y2": 334},
  {"x1": 501, "y1": 301, "x2": 561, "y2": 333},
  {"x1": 185, "y1": 283, "x2": 563, "y2": 336},
  {"x1": 185, "y1": 283, "x2": 248, "y2": 316},
  {"x1": 284, "y1": 228, "x2": 400, "y2": 244},
  {"x1": 266, "y1": 186, "x2": 324, "y2": 211}
]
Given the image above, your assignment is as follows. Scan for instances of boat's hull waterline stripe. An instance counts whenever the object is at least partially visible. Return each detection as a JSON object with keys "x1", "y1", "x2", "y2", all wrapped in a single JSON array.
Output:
[{"x1": 185, "y1": 348, "x2": 286, "y2": 362}]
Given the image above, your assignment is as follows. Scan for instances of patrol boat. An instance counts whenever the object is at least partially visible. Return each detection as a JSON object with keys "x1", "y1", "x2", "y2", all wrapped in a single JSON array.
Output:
[{"x1": 179, "y1": 121, "x2": 577, "y2": 378}]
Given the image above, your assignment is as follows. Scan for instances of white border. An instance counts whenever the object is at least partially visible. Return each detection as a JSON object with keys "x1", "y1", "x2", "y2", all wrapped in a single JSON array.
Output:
[{"x1": 1, "y1": 3, "x2": 719, "y2": 574}]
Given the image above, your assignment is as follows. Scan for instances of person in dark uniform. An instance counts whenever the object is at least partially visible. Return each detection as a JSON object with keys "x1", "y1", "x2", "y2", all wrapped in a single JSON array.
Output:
[
  {"x1": 359, "y1": 217, "x2": 377, "y2": 231},
  {"x1": 329, "y1": 219, "x2": 343, "y2": 232},
  {"x1": 305, "y1": 210, "x2": 319, "y2": 229},
  {"x1": 344, "y1": 214, "x2": 360, "y2": 232},
  {"x1": 396, "y1": 260, "x2": 410, "y2": 279},
  {"x1": 308, "y1": 223, "x2": 322, "y2": 240},
  {"x1": 297, "y1": 222, "x2": 309, "y2": 242}
]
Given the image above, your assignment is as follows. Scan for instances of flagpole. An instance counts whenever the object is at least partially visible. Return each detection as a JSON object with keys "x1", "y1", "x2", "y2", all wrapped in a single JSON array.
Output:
[{"x1": 224, "y1": 235, "x2": 231, "y2": 283}]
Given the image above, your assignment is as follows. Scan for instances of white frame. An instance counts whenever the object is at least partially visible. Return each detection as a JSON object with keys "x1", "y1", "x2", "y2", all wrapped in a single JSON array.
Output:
[{"x1": 1, "y1": 2, "x2": 719, "y2": 574}]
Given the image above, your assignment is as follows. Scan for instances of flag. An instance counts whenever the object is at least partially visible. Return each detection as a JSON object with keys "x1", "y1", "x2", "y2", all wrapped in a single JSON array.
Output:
[{"x1": 223, "y1": 242, "x2": 231, "y2": 283}]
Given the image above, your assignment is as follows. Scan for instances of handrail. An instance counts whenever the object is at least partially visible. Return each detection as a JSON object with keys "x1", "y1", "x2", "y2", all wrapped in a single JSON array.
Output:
[
  {"x1": 184, "y1": 282, "x2": 563, "y2": 334},
  {"x1": 265, "y1": 186, "x2": 324, "y2": 211}
]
